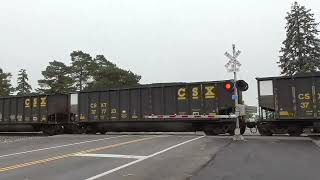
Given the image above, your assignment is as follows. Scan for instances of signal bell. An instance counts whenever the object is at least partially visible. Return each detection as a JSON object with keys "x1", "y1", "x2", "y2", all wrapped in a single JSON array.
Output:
[{"x1": 236, "y1": 80, "x2": 249, "y2": 91}]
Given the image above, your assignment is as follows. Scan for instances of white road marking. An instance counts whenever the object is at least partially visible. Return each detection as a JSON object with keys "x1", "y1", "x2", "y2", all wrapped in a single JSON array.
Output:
[
  {"x1": 74, "y1": 153, "x2": 148, "y2": 159},
  {"x1": 85, "y1": 135, "x2": 205, "y2": 180},
  {"x1": 312, "y1": 139, "x2": 320, "y2": 148},
  {"x1": 0, "y1": 135, "x2": 127, "y2": 159}
]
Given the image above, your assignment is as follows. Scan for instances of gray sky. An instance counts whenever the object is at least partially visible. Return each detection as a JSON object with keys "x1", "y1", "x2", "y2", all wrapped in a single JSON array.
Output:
[{"x1": 1, "y1": 0, "x2": 320, "y2": 105}]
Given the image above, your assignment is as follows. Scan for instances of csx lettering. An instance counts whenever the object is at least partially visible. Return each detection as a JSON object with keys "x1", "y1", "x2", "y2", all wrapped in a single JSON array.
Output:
[
  {"x1": 192, "y1": 87, "x2": 200, "y2": 99},
  {"x1": 25, "y1": 99, "x2": 30, "y2": 108},
  {"x1": 90, "y1": 103, "x2": 97, "y2": 109},
  {"x1": 178, "y1": 88, "x2": 187, "y2": 100},
  {"x1": 298, "y1": 93, "x2": 311, "y2": 100},
  {"x1": 101, "y1": 103, "x2": 107, "y2": 108},
  {"x1": 33, "y1": 98, "x2": 38, "y2": 108},
  {"x1": 205, "y1": 86, "x2": 216, "y2": 99},
  {"x1": 40, "y1": 97, "x2": 47, "y2": 107}
]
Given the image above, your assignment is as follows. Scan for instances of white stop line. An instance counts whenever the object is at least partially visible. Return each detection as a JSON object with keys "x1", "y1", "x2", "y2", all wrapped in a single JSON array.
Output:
[{"x1": 85, "y1": 135, "x2": 205, "y2": 180}]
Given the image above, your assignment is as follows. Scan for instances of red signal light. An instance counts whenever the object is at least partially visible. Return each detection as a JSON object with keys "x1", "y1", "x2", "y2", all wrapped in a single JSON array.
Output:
[{"x1": 225, "y1": 82, "x2": 233, "y2": 91}]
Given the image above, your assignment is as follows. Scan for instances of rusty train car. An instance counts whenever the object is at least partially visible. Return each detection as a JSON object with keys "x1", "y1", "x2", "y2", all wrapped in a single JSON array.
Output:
[
  {"x1": 77, "y1": 80, "x2": 248, "y2": 135},
  {"x1": 256, "y1": 72, "x2": 320, "y2": 136}
]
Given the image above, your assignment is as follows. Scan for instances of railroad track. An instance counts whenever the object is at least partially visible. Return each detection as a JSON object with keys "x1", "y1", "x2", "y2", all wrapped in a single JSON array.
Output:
[
  {"x1": 0, "y1": 132, "x2": 47, "y2": 143},
  {"x1": 0, "y1": 132, "x2": 46, "y2": 136}
]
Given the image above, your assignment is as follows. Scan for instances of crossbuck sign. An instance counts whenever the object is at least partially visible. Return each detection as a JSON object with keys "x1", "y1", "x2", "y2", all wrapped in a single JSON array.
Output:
[{"x1": 224, "y1": 44, "x2": 241, "y2": 73}]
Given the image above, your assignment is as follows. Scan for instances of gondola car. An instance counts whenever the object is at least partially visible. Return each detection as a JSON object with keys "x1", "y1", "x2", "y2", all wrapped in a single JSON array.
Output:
[
  {"x1": 77, "y1": 80, "x2": 248, "y2": 135},
  {"x1": 0, "y1": 94, "x2": 77, "y2": 135},
  {"x1": 256, "y1": 72, "x2": 320, "y2": 136}
]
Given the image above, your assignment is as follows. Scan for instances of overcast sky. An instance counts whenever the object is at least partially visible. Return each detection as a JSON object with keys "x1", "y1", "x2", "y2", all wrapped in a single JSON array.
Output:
[{"x1": 1, "y1": 0, "x2": 320, "y2": 105}]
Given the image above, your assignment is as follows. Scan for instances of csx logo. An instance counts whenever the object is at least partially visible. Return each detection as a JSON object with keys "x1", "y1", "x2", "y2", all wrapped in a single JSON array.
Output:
[
  {"x1": 178, "y1": 88, "x2": 187, "y2": 100},
  {"x1": 90, "y1": 103, "x2": 97, "y2": 109},
  {"x1": 33, "y1": 98, "x2": 38, "y2": 108},
  {"x1": 40, "y1": 97, "x2": 47, "y2": 107},
  {"x1": 298, "y1": 93, "x2": 311, "y2": 100},
  {"x1": 192, "y1": 87, "x2": 200, "y2": 99},
  {"x1": 177, "y1": 86, "x2": 216, "y2": 100},
  {"x1": 205, "y1": 86, "x2": 216, "y2": 99},
  {"x1": 298, "y1": 93, "x2": 312, "y2": 109},
  {"x1": 25, "y1": 99, "x2": 30, "y2": 108},
  {"x1": 25, "y1": 97, "x2": 47, "y2": 108}
]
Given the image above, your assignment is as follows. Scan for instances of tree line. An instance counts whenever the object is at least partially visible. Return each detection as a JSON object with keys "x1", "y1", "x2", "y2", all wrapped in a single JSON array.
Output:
[
  {"x1": 0, "y1": 51, "x2": 141, "y2": 96},
  {"x1": 1, "y1": 2, "x2": 319, "y2": 96}
]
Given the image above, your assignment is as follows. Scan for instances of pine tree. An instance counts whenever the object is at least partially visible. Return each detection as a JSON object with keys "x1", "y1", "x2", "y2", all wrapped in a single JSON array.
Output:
[
  {"x1": 87, "y1": 55, "x2": 141, "y2": 90},
  {"x1": 70, "y1": 51, "x2": 93, "y2": 91},
  {"x1": 37, "y1": 61, "x2": 76, "y2": 94},
  {"x1": 87, "y1": 67, "x2": 141, "y2": 90},
  {"x1": 278, "y1": 2, "x2": 320, "y2": 75},
  {"x1": 0, "y1": 68, "x2": 13, "y2": 96},
  {"x1": 16, "y1": 69, "x2": 32, "y2": 95},
  {"x1": 93, "y1": 55, "x2": 116, "y2": 68}
]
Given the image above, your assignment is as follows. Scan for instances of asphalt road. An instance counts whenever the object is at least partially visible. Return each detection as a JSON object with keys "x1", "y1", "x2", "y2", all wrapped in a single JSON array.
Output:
[
  {"x1": 191, "y1": 136, "x2": 320, "y2": 180},
  {"x1": 0, "y1": 134, "x2": 229, "y2": 180},
  {"x1": 0, "y1": 134, "x2": 319, "y2": 180}
]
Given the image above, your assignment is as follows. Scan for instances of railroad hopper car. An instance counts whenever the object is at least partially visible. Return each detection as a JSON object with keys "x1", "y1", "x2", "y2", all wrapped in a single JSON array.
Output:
[
  {"x1": 78, "y1": 80, "x2": 247, "y2": 135},
  {"x1": 257, "y1": 72, "x2": 320, "y2": 136},
  {"x1": 0, "y1": 94, "x2": 77, "y2": 135}
]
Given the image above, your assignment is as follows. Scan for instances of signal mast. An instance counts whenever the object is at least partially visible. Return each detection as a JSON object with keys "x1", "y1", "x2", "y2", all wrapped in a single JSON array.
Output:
[{"x1": 224, "y1": 44, "x2": 244, "y2": 141}]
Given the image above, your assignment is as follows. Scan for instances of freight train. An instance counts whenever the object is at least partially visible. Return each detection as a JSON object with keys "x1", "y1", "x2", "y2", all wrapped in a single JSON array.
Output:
[
  {"x1": 0, "y1": 79, "x2": 248, "y2": 135},
  {"x1": 3, "y1": 72, "x2": 319, "y2": 136},
  {"x1": 255, "y1": 72, "x2": 320, "y2": 136}
]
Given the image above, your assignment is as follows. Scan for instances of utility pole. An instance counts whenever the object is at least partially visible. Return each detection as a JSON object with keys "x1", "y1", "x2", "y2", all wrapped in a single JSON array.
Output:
[{"x1": 224, "y1": 44, "x2": 244, "y2": 141}]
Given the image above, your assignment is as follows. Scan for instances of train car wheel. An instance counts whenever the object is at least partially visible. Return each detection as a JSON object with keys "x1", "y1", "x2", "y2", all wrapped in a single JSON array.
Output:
[
  {"x1": 67, "y1": 124, "x2": 85, "y2": 134},
  {"x1": 75, "y1": 126, "x2": 86, "y2": 134},
  {"x1": 228, "y1": 127, "x2": 245, "y2": 135},
  {"x1": 204, "y1": 126, "x2": 218, "y2": 136},
  {"x1": 259, "y1": 130, "x2": 272, "y2": 136},
  {"x1": 228, "y1": 129, "x2": 235, "y2": 135},
  {"x1": 312, "y1": 127, "x2": 320, "y2": 133},
  {"x1": 257, "y1": 123, "x2": 272, "y2": 136},
  {"x1": 42, "y1": 125, "x2": 56, "y2": 136},
  {"x1": 85, "y1": 126, "x2": 98, "y2": 134},
  {"x1": 57, "y1": 126, "x2": 64, "y2": 134},
  {"x1": 257, "y1": 126, "x2": 272, "y2": 136},
  {"x1": 288, "y1": 127, "x2": 303, "y2": 136}
]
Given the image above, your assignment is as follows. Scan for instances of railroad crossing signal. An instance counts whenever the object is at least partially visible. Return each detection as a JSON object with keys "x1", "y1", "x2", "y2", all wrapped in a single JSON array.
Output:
[
  {"x1": 225, "y1": 44, "x2": 241, "y2": 73},
  {"x1": 224, "y1": 44, "x2": 244, "y2": 141}
]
